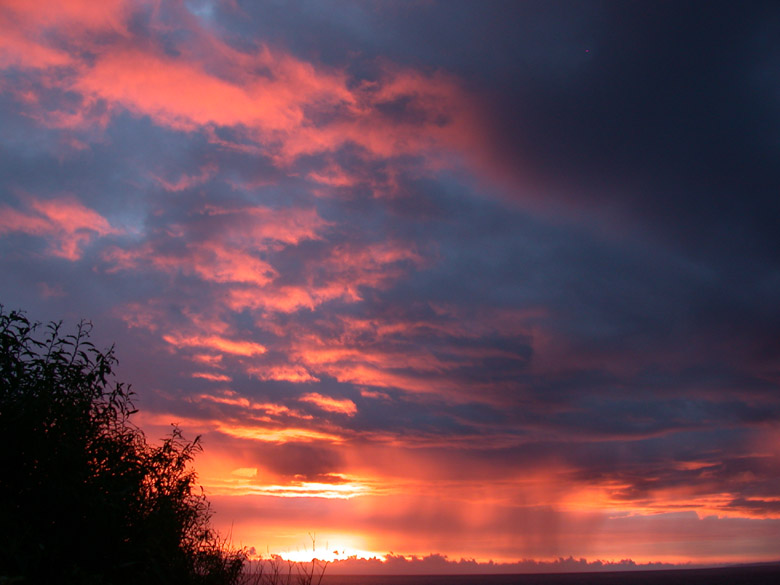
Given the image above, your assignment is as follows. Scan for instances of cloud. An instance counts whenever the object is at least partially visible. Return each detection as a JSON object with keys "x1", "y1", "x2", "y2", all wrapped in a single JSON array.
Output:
[
  {"x1": 0, "y1": 0, "x2": 130, "y2": 69},
  {"x1": 249, "y1": 365, "x2": 320, "y2": 384},
  {"x1": 2, "y1": 0, "x2": 481, "y2": 176},
  {"x1": 0, "y1": 194, "x2": 120, "y2": 260},
  {"x1": 299, "y1": 392, "x2": 357, "y2": 416},
  {"x1": 153, "y1": 162, "x2": 218, "y2": 192},
  {"x1": 3, "y1": 0, "x2": 780, "y2": 567},
  {"x1": 73, "y1": 45, "x2": 349, "y2": 135},
  {"x1": 162, "y1": 333, "x2": 266, "y2": 357},
  {"x1": 101, "y1": 204, "x2": 330, "y2": 297},
  {"x1": 327, "y1": 553, "x2": 681, "y2": 575},
  {"x1": 192, "y1": 372, "x2": 232, "y2": 382}
]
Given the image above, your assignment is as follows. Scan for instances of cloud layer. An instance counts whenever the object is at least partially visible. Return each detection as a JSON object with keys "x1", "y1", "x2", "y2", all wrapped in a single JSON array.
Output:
[{"x1": 2, "y1": 0, "x2": 779, "y2": 566}]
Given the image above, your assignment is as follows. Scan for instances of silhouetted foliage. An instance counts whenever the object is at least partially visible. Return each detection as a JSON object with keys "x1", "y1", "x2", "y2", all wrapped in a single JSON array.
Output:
[{"x1": 0, "y1": 306, "x2": 244, "y2": 585}]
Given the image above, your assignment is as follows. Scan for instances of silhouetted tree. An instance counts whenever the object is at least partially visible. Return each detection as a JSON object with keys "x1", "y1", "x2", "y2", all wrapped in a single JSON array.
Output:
[{"x1": 0, "y1": 306, "x2": 244, "y2": 584}]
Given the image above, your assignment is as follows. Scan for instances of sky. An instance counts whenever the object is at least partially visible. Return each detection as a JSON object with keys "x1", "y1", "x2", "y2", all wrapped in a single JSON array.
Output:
[{"x1": 1, "y1": 0, "x2": 780, "y2": 570}]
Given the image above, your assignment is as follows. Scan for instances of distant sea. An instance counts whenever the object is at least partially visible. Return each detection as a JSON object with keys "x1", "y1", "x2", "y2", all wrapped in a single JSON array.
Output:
[{"x1": 315, "y1": 564, "x2": 780, "y2": 585}]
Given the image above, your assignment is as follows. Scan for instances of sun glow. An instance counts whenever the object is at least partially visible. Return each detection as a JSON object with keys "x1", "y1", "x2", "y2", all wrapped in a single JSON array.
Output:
[
  {"x1": 205, "y1": 477, "x2": 374, "y2": 499},
  {"x1": 248, "y1": 481, "x2": 371, "y2": 499},
  {"x1": 273, "y1": 546, "x2": 385, "y2": 564}
]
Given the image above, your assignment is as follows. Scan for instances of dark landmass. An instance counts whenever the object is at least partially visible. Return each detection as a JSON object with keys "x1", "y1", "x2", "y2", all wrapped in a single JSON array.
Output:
[{"x1": 318, "y1": 563, "x2": 780, "y2": 585}]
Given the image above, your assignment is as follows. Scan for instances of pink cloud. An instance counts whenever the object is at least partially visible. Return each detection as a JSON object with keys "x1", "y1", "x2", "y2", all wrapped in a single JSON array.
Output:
[
  {"x1": 277, "y1": 306, "x2": 536, "y2": 402},
  {"x1": 103, "y1": 205, "x2": 328, "y2": 288},
  {"x1": 225, "y1": 241, "x2": 425, "y2": 314},
  {"x1": 109, "y1": 233, "x2": 426, "y2": 318},
  {"x1": 247, "y1": 365, "x2": 320, "y2": 384},
  {"x1": 307, "y1": 165, "x2": 360, "y2": 188},
  {"x1": 189, "y1": 246, "x2": 278, "y2": 287},
  {"x1": 215, "y1": 206, "x2": 330, "y2": 247},
  {"x1": 0, "y1": 0, "x2": 130, "y2": 69},
  {"x1": 0, "y1": 27, "x2": 72, "y2": 69},
  {"x1": 2, "y1": 0, "x2": 487, "y2": 177},
  {"x1": 73, "y1": 44, "x2": 354, "y2": 136},
  {"x1": 192, "y1": 372, "x2": 232, "y2": 382},
  {"x1": 153, "y1": 163, "x2": 219, "y2": 192},
  {"x1": 0, "y1": 195, "x2": 120, "y2": 260},
  {"x1": 1, "y1": 0, "x2": 131, "y2": 33}
]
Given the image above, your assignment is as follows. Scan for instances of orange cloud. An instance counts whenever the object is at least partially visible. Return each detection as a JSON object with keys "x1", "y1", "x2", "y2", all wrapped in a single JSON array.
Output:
[
  {"x1": 192, "y1": 353, "x2": 224, "y2": 366},
  {"x1": 216, "y1": 424, "x2": 344, "y2": 444},
  {"x1": 187, "y1": 390, "x2": 316, "y2": 425},
  {"x1": 162, "y1": 333, "x2": 266, "y2": 357},
  {"x1": 211, "y1": 479, "x2": 372, "y2": 500},
  {"x1": 300, "y1": 393, "x2": 358, "y2": 416},
  {"x1": 308, "y1": 362, "x2": 441, "y2": 397}
]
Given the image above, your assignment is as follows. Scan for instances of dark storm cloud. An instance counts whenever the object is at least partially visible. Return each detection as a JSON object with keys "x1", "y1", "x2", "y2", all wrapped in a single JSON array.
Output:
[
  {"x1": 476, "y1": 3, "x2": 780, "y2": 257},
  {"x1": 248, "y1": 442, "x2": 345, "y2": 483},
  {"x1": 229, "y1": 0, "x2": 780, "y2": 264}
]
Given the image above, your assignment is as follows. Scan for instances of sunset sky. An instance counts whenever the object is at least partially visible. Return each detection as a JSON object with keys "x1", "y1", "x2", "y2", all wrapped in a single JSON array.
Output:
[{"x1": 2, "y1": 0, "x2": 780, "y2": 569}]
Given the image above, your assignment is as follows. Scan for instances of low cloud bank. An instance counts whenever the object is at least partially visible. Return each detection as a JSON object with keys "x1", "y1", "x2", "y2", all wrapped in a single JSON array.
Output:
[{"x1": 326, "y1": 554, "x2": 686, "y2": 575}]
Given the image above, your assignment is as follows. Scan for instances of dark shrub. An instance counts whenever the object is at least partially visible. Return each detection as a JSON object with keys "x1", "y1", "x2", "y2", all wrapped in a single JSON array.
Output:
[{"x1": 0, "y1": 307, "x2": 244, "y2": 584}]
